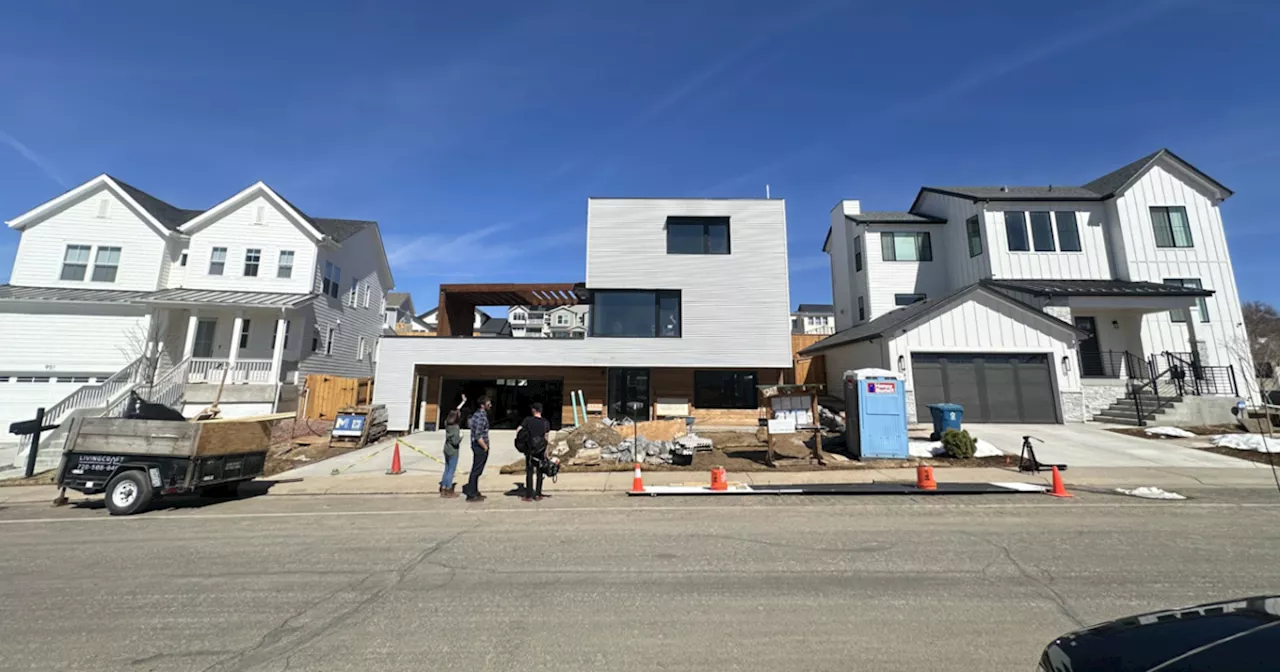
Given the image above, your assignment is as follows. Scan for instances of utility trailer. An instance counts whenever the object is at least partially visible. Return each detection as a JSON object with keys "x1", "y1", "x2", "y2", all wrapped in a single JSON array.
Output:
[{"x1": 55, "y1": 415, "x2": 278, "y2": 516}]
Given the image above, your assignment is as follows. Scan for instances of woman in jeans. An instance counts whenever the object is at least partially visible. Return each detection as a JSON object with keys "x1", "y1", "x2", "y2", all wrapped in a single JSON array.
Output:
[{"x1": 439, "y1": 398, "x2": 466, "y2": 498}]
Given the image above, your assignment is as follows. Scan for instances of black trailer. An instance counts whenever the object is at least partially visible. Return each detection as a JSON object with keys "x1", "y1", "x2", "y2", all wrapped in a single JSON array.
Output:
[{"x1": 56, "y1": 416, "x2": 270, "y2": 515}]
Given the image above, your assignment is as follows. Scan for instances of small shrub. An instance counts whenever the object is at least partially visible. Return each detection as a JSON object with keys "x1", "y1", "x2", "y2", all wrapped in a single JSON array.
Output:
[{"x1": 941, "y1": 429, "x2": 977, "y2": 459}]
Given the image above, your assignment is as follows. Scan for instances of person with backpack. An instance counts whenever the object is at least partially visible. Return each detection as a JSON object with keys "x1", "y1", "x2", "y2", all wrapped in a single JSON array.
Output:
[
  {"x1": 516, "y1": 402, "x2": 552, "y2": 502},
  {"x1": 438, "y1": 394, "x2": 466, "y2": 498}
]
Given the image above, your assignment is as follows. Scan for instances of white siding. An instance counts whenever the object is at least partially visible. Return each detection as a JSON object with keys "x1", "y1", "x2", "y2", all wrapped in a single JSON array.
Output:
[
  {"x1": 585, "y1": 199, "x2": 791, "y2": 368},
  {"x1": 984, "y1": 201, "x2": 1112, "y2": 281},
  {"x1": 9, "y1": 186, "x2": 166, "y2": 291},
  {"x1": 913, "y1": 191, "x2": 988, "y2": 290},
  {"x1": 0, "y1": 307, "x2": 148, "y2": 372},
  {"x1": 826, "y1": 204, "x2": 853, "y2": 331},
  {"x1": 372, "y1": 340, "x2": 414, "y2": 430},
  {"x1": 0, "y1": 382, "x2": 86, "y2": 445},
  {"x1": 863, "y1": 224, "x2": 949, "y2": 320},
  {"x1": 181, "y1": 196, "x2": 317, "y2": 293},
  {"x1": 1112, "y1": 161, "x2": 1257, "y2": 396},
  {"x1": 298, "y1": 228, "x2": 386, "y2": 379}
]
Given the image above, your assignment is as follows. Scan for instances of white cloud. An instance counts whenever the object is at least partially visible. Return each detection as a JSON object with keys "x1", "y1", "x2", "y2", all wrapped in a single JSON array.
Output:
[{"x1": 0, "y1": 129, "x2": 66, "y2": 187}]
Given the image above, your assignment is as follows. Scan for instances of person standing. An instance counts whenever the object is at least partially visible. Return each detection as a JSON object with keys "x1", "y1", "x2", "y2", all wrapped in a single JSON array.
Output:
[
  {"x1": 438, "y1": 395, "x2": 466, "y2": 498},
  {"x1": 463, "y1": 395, "x2": 492, "y2": 502},
  {"x1": 517, "y1": 402, "x2": 552, "y2": 502}
]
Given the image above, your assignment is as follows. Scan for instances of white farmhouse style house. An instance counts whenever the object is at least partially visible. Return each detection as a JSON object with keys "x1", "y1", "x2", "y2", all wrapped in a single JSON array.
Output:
[
  {"x1": 1, "y1": 174, "x2": 393, "y2": 466},
  {"x1": 806, "y1": 149, "x2": 1257, "y2": 425}
]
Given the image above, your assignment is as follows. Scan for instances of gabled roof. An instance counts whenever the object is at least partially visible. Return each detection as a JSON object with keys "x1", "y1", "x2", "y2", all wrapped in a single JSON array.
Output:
[
  {"x1": 917, "y1": 185, "x2": 1103, "y2": 203},
  {"x1": 846, "y1": 211, "x2": 946, "y2": 224},
  {"x1": 795, "y1": 303, "x2": 833, "y2": 313},
  {"x1": 799, "y1": 284, "x2": 1086, "y2": 356},
  {"x1": 478, "y1": 317, "x2": 511, "y2": 335},
  {"x1": 312, "y1": 217, "x2": 377, "y2": 242},
  {"x1": 178, "y1": 181, "x2": 325, "y2": 240},
  {"x1": 109, "y1": 176, "x2": 204, "y2": 230},
  {"x1": 1081, "y1": 148, "x2": 1233, "y2": 199},
  {"x1": 982, "y1": 278, "x2": 1214, "y2": 298},
  {"x1": 385, "y1": 292, "x2": 412, "y2": 309}
]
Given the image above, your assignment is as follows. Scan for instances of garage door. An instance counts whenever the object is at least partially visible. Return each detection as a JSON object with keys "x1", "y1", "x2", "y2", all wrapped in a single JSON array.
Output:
[{"x1": 911, "y1": 353, "x2": 1058, "y2": 423}]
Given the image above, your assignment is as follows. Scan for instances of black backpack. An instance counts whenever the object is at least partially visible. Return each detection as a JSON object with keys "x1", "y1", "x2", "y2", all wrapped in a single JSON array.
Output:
[{"x1": 518, "y1": 419, "x2": 549, "y2": 454}]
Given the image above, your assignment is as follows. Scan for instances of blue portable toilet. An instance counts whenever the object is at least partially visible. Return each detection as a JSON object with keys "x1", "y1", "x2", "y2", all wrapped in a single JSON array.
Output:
[{"x1": 843, "y1": 368, "x2": 909, "y2": 460}]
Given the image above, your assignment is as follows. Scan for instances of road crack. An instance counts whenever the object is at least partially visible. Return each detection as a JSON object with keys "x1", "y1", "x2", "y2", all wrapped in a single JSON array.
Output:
[{"x1": 967, "y1": 532, "x2": 1085, "y2": 629}]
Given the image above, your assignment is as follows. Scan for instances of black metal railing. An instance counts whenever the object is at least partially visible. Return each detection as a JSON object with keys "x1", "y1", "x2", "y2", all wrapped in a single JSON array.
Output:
[
  {"x1": 1159, "y1": 351, "x2": 1239, "y2": 397},
  {"x1": 1080, "y1": 350, "x2": 1146, "y2": 379}
]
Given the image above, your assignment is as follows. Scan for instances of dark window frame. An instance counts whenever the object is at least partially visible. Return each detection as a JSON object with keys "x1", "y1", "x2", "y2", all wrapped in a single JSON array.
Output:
[
  {"x1": 854, "y1": 235, "x2": 863, "y2": 271},
  {"x1": 693, "y1": 370, "x2": 759, "y2": 409},
  {"x1": 966, "y1": 216, "x2": 982, "y2": 257},
  {"x1": 589, "y1": 289, "x2": 682, "y2": 338},
  {"x1": 857, "y1": 295, "x2": 865, "y2": 321},
  {"x1": 894, "y1": 293, "x2": 927, "y2": 306},
  {"x1": 1151, "y1": 206, "x2": 1194, "y2": 248},
  {"x1": 238, "y1": 319, "x2": 252, "y2": 349},
  {"x1": 243, "y1": 248, "x2": 261, "y2": 277},
  {"x1": 1004, "y1": 212, "x2": 1029, "y2": 251},
  {"x1": 666, "y1": 216, "x2": 731, "y2": 255},
  {"x1": 1055, "y1": 211, "x2": 1082, "y2": 252},
  {"x1": 1029, "y1": 211, "x2": 1056, "y2": 252},
  {"x1": 879, "y1": 232, "x2": 933, "y2": 261}
]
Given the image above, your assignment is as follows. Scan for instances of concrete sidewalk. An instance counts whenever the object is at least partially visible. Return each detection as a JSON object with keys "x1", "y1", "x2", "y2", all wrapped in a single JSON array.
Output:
[{"x1": 272, "y1": 429, "x2": 522, "y2": 480}]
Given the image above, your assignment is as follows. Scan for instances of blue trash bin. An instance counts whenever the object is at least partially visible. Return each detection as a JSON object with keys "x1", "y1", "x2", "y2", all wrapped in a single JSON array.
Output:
[{"x1": 927, "y1": 403, "x2": 964, "y2": 440}]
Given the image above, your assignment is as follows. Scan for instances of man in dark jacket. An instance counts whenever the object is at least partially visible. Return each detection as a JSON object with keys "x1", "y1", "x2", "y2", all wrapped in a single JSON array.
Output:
[
  {"x1": 517, "y1": 402, "x2": 552, "y2": 502},
  {"x1": 463, "y1": 396, "x2": 492, "y2": 502}
]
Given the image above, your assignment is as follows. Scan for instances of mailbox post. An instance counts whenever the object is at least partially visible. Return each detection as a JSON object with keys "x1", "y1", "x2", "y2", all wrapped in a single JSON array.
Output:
[{"x1": 10, "y1": 407, "x2": 58, "y2": 478}]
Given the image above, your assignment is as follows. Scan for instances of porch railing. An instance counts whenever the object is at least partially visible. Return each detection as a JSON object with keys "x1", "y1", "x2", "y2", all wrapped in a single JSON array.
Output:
[
  {"x1": 188, "y1": 357, "x2": 275, "y2": 384},
  {"x1": 16, "y1": 356, "x2": 145, "y2": 460},
  {"x1": 1161, "y1": 351, "x2": 1239, "y2": 397},
  {"x1": 1080, "y1": 350, "x2": 1146, "y2": 379}
]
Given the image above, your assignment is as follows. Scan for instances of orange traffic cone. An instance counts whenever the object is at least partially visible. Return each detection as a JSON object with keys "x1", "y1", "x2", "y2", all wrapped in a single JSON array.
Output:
[
  {"x1": 916, "y1": 465, "x2": 937, "y2": 491},
  {"x1": 710, "y1": 466, "x2": 727, "y2": 491},
  {"x1": 630, "y1": 463, "x2": 645, "y2": 493},
  {"x1": 1048, "y1": 466, "x2": 1073, "y2": 498},
  {"x1": 386, "y1": 442, "x2": 406, "y2": 475}
]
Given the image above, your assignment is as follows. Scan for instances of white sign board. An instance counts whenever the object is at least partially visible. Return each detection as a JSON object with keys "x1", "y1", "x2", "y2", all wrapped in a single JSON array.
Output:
[{"x1": 768, "y1": 417, "x2": 796, "y2": 435}]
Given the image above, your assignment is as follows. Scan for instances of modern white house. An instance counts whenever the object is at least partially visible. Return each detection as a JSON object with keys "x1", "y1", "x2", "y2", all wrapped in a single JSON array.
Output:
[
  {"x1": 373, "y1": 198, "x2": 792, "y2": 432},
  {"x1": 1, "y1": 174, "x2": 393, "y2": 466},
  {"x1": 792, "y1": 304, "x2": 835, "y2": 334},
  {"x1": 805, "y1": 149, "x2": 1256, "y2": 425}
]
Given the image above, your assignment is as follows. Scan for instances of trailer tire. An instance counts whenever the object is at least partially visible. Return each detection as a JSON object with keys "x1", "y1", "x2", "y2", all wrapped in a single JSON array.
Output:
[{"x1": 105, "y1": 470, "x2": 153, "y2": 516}]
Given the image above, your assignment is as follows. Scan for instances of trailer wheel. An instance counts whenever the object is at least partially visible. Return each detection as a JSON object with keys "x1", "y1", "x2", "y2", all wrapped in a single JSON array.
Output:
[{"x1": 105, "y1": 471, "x2": 153, "y2": 516}]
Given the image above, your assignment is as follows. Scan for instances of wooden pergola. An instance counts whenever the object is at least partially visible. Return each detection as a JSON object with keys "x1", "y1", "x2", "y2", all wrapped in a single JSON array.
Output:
[{"x1": 436, "y1": 283, "x2": 587, "y2": 336}]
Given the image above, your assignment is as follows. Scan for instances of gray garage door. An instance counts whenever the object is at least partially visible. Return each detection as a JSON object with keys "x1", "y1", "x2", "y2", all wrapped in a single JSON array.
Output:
[{"x1": 911, "y1": 353, "x2": 1058, "y2": 423}]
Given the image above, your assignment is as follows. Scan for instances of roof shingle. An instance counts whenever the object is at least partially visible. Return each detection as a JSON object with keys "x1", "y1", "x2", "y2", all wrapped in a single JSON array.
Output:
[{"x1": 847, "y1": 211, "x2": 946, "y2": 224}]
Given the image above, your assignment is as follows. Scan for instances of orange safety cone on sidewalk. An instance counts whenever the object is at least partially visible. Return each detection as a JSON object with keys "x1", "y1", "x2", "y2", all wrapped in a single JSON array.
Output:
[
  {"x1": 1048, "y1": 466, "x2": 1073, "y2": 498},
  {"x1": 710, "y1": 467, "x2": 727, "y2": 491},
  {"x1": 386, "y1": 442, "x2": 406, "y2": 475},
  {"x1": 916, "y1": 465, "x2": 937, "y2": 491},
  {"x1": 630, "y1": 463, "x2": 645, "y2": 493}
]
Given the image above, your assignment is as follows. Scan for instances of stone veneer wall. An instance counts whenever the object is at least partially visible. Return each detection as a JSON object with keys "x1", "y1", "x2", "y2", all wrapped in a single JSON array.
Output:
[
  {"x1": 1061, "y1": 391, "x2": 1086, "y2": 423},
  {"x1": 1083, "y1": 383, "x2": 1129, "y2": 418}
]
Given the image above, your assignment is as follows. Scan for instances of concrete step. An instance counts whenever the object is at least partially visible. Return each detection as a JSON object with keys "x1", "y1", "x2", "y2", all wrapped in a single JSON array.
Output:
[
  {"x1": 1094, "y1": 408, "x2": 1167, "y2": 422},
  {"x1": 1091, "y1": 415, "x2": 1145, "y2": 426}
]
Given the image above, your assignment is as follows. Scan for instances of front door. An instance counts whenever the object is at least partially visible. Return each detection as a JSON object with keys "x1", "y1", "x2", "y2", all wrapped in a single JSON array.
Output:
[
  {"x1": 192, "y1": 319, "x2": 217, "y2": 358},
  {"x1": 607, "y1": 368, "x2": 650, "y2": 421},
  {"x1": 1074, "y1": 317, "x2": 1103, "y2": 376}
]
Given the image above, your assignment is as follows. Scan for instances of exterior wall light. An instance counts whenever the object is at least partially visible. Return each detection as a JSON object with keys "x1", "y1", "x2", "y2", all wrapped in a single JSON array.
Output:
[{"x1": 897, "y1": 355, "x2": 906, "y2": 373}]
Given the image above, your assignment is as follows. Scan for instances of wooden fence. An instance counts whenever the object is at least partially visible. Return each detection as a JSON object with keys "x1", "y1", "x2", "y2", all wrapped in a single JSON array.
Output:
[
  {"x1": 302, "y1": 374, "x2": 373, "y2": 420},
  {"x1": 790, "y1": 334, "x2": 828, "y2": 388}
]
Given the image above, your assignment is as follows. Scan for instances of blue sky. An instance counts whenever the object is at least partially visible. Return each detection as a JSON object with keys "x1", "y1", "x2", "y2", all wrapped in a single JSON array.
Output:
[{"x1": 2, "y1": 0, "x2": 1278, "y2": 310}]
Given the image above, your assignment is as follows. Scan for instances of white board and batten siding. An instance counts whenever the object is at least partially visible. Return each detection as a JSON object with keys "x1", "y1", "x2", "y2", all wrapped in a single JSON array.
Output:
[
  {"x1": 912, "y1": 191, "x2": 988, "y2": 290},
  {"x1": 299, "y1": 228, "x2": 385, "y2": 380},
  {"x1": 585, "y1": 198, "x2": 792, "y2": 369},
  {"x1": 861, "y1": 224, "x2": 950, "y2": 321},
  {"x1": 1109, "y1": 162, "x2": 1257, "y2": 394},
  {"x1": 9, "y1": 185, "x2": 166, "y2": 291},
  {"x1": 983, "y1": 201, "x2": 1112, "y2": 281},
  {"x1": 179, "y1": 196, "x2": 318, "y2": 293},
  {"x1": 826, "y1": 204, "x2": 854, "y2": 332}
]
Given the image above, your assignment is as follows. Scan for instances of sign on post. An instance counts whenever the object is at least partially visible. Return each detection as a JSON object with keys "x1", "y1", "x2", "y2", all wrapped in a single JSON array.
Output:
[
  {"x1": 332, "y1": 413, "x2": 367, "y2": 438},
  {"x1": 767, "y1": 417, "x2": 796, "y2": 435}
]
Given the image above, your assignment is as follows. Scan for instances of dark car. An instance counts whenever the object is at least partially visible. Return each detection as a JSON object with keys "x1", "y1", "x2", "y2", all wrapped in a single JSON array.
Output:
[{"x1": 1039, "y1": 596, "x2": 1280, "y2": 671}]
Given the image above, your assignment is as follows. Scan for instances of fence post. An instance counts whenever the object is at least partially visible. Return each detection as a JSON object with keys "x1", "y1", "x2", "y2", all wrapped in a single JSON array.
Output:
[
  {"x1": 1132, "y1": 388, "x2": 1145, "y2": 427},
  {"x1": 23, "y1": 407, "x2": 45, "y2": 478}
]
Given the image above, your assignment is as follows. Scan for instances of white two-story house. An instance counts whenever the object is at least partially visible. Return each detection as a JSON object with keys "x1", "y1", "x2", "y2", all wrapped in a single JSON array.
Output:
[
  {"x1": 373, "y1": 198, "x2": 792, "y2": 432},
  {"x1": 1, "y1": 174, "x2": 393, "y2": 465},
  {"x1": 805, "y1": 149, "x2": 1257, "y2": 425}
]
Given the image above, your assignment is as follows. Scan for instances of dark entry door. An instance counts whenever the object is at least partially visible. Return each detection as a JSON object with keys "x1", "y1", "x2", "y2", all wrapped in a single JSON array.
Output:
[
  {"x1": 607, "y1": 368, "x2": 650, "y2": 421},
  {"x1": 1074, "y1": 317, "x2": 1103, "y2": 377},
  {"x1": 193, "y1": 319, "x2": 217, "y2": 358},
  {"x1": 911, "y1": 353, "x2": 1058, "y2": 423}
]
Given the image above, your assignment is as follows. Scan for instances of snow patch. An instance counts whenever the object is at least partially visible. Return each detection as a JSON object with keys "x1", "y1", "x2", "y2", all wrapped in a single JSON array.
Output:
[
  {"x1": 1144, "y1": 426, "x2": 1196, "y2": 439},
  {"x1": 908, "y1": 439, "x2": 1004, "y2": 459},
  {"x1": 1115, "y1": 486, "x2": 1187, "y2": 500},
  {"x1": 1211, "y1": 434, "x2": 1280, "y2": 453}
]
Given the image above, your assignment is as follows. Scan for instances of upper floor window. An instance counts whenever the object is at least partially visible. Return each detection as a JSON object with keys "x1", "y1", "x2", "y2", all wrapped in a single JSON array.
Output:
[
  {"x1": 179, "y1": 251, "x2": 188, "y2": 267},
  {"x1": 60, "y1": 245, "x2": 91, "y2": 281},
  {"x1": 880, "y1": 232, "x2": 932, "y2": 261},
  {"x1": 556, "y1": 312, "x2": 570, "y2": 326},
  {"x1": 894, "y1": 293, "x2": 926, "y2": 306},
  {"x1": 966, "y1": 216, "x2": 982, "y2": 257},
  {"x1": 362, "y1": 284, "x2": 371, "y2": 308},
  {"x1": 1029, "y1": 212, "x2": 1056, "y2": 251},
  {"x1": 1151, "y1": 206, "x2": 1193, "y2": 248},
  {"x1": 1165, "y1": 278, "x2": 1209, "y2": 323},
  {"x1": 243, "y1": 248, "x2": 261, "y2": 277},
  {"x1": 357, "y1": 336, "x2": 367, "y2": 360},
  {"x1": 667, "y1": 217, "x2": 730, "y2": 255},
  {"x1": 348, "y1": 279, "x2": 359, "y2": 307},
  {"x1": 1004, "y1": 212, "x2": 1030, "y2": 251},
  {"x1": 858, "y1": 296, "x2": 865, "y2": 321},
  {"x1": 311, "y1": 325, "x2": 322, "y2": 353},
  {"x1": 1056, "y1": 212, "x2": 1082, "y2": 252},
  {"x1": 854, "y1": 235, "x2": 863, "y2": 271},
  {"x1": 209, "y1": 247, "x2": 227, "y2": 275},
  {"x1": 591, "y1": 289, "x2": 681, "y2": 338},
  {"x1": 322, "y1": 262, "x2": 341, "y2": 299},
  {"x1": 278, "y1": 251, "x2": 294, "y2": 279},
  {"x1": 92, "y1": 247, "x2": 121, "y2": 282}
]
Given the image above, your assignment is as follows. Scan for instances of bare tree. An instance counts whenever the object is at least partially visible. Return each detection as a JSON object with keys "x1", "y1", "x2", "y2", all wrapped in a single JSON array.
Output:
[{"x1": 1243, "y1": 301, "x2": 1280, "y2": 398}]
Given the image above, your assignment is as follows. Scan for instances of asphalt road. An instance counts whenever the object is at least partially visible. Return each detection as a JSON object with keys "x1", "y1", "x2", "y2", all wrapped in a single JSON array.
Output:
[{"x1": 2, "y1": 489, "x2": 1279, "y2": 671}]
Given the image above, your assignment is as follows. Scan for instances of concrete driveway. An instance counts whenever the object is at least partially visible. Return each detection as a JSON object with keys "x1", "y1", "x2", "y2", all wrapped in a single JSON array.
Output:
[
  {"x1": 274, "y1": 429, "x2": 522, "y2": 480},
  {"x1": 965, "y1": 423, "x2": 1261, "y2": 468}
]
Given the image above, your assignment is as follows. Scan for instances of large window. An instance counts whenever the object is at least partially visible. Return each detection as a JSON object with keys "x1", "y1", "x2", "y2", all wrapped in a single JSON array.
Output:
[
  {"x1": 1056, "y1": 211, "x2": 1082, "y2": 251},
  {"x1": 322, "y1": 262, "x2": 341, "y2": 299},
  {"x1": 1004, "y1": 212, "x2": 1029, "y2": 251},
  {"x1": 238, "y1": 319, "x2": 252, "y2": 349},
  {"x1": 666, "y1": 217, "x2": 730, "y2": 255},
  {"x1": 694, "y1": 370, "x2": 758, "y2": 409},
  {"x1": 1165, "y1": 278, "x2": 1209, "y2": 323},
  {"x1": 60, "y1": 244, "x2": 91, "y2": 281},
  {"x1": 277, "y1": 250, "x2": 294, "y2": 278},
  {"x1": 1029, "y1": 212, "x2": 1055, "y2": 251},
  {"x1": 880, "y1": 232, "x2": 932, "y2": 261},
  {"x1": 894, "y1": 293, "x2": 926, "y2": 306},
  {"x1": 243, "y1": 248, "x2": 261, "y2": 277},
  {"x1": 854, "y1": 235, "x2": 863, "y2": 271},
  {"x1": 966, "y1": 216, "x2": 982, "y2": 257},
  {"x1": 591, "y1": 290, "x2": 681, "y2": 337},
  {"x1": 1151, "y1": 206, "x2": 1193, "y2": 248},
  {"x1": 209, "y1": 247, "x2": 227, "y2": 275},
  {"x1": 92, "y1": 246, "x2": 121, "y2": 282},
  {"x1": 857, "y1": 295, "x2": 865, "y2": 321}
]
